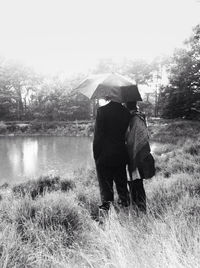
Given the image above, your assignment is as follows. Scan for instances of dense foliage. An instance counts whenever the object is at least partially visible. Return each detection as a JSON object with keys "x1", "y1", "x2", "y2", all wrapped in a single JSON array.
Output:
[
  {"x1": 0, "y1": 57, "x2": 162, "y2": 121},
  {"x1": 0, "y1": 60, "x2": 90, "y2": 121},
  {"x1": 160, "y1": 24, "x2": 200, "y2": 119}
]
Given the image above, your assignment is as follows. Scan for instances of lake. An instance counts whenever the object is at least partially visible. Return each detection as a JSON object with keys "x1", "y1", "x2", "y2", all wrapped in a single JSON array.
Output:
[
  {"x1": 0, "y1": 136, "x2": 94, "y2": 185},
  {"x1": 0, "y1": 136, "x2": 159, "y2": 185}
]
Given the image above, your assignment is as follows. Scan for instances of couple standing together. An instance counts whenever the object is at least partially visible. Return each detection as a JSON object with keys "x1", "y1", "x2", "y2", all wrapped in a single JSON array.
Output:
[{"x1": 93, "y1": 99, "x2": 154, "y2": 212}]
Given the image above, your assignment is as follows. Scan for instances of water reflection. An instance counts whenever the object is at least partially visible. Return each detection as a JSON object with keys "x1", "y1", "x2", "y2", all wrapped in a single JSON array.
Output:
[
  {"x1": 0, "y1": 137, "x2": 94, "y2": 184},
  {"x1": 23, "y1": 139, "x2": 38, "y2": 176},
  {"x1": 8, "y1": 143, "x2": 21, "y2": 175}
]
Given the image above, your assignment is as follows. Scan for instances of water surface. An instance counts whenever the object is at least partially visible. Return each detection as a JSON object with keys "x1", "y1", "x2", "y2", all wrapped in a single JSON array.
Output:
[
  {"x1": 0, "y1": 136, "x2": 94, "y2": 184},
  {"x1": 0, "y1": 136, "x2": 159, "y2": 185}
]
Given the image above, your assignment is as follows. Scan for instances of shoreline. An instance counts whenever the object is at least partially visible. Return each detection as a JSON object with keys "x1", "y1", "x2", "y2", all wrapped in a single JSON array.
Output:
[
  {"x1": 0, "y1": 120, "x2": 94, "y2": 137},
  {"x1": 0, "y1": 133, "x2": 93, "y2": 137}
]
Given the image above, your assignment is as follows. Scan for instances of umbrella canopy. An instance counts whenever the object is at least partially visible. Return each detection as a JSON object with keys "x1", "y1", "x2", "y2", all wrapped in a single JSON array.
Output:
[
  {"x1": 120, "y1": 84, "x2": 142, "y2": 102},
  {"x1": 74, "y1": 73, "x2": 142, "y2": 102}
]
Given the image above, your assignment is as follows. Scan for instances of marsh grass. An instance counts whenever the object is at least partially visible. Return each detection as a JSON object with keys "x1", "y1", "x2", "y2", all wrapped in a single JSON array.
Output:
[
  {"x1": 149, "y1": 120, "x2": 200, "y2": 144},
  {"x1": 12, "y1": 175, "x2": 75, "y2": 199},
  {"x1": 0, "y1": 119, "x2": 200, "y2": 267}
]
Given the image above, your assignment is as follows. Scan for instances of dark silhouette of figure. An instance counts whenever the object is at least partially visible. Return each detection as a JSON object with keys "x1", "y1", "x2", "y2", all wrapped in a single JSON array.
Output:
[{"x1": 93, "y1": 100, "x2": 131, "y2": 211}]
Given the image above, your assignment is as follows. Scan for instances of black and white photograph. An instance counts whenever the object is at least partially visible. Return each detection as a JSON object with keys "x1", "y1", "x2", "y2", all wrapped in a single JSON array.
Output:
[{"x1": 0, "y1": 0, "x2": 200, "y2": 267}]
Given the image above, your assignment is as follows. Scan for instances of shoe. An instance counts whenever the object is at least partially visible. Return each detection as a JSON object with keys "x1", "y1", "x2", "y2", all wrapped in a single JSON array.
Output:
[
  {"x1": 117, "y1": 199, "x2": 130, "y2": 208},
  {"x1": 99, "y1": 201, "x2": 111, "y2": 211},
  {"x1": 98, "y1": 202, "x2": 111, "y2": 225}
]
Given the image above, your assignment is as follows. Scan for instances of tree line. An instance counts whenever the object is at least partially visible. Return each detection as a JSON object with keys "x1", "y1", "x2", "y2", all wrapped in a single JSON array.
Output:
[
  {"x1": 0, "y1": 62, "x2": 90, "y2": 121},
  {"x1": 0, "y1": 24, "x2": 199, "y2": 121},
  {"x1": 0, "y1": 57, "x2": 162, "y2": 121}
]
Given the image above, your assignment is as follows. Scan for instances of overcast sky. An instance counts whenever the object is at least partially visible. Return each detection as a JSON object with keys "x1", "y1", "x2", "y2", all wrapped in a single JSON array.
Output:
[{"x1": 0, "y1": 0, "x2": 200, "y2": 75}]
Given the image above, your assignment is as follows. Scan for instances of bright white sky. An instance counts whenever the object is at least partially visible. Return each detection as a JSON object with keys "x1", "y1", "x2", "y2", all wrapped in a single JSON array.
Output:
[{"x1": 0, "y1": 0, "x2": 200, "y2": 75}]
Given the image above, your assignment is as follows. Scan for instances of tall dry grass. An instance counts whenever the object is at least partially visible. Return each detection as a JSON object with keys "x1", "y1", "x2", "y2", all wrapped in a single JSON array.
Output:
[{"x1": 0, "y1": 119, "x2": 199, "y2": 267}]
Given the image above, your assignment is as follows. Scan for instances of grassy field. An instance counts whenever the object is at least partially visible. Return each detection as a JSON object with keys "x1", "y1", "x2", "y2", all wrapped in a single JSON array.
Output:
[{"x1": 0, "y1": 119, "x2": 200, "y2": 267}]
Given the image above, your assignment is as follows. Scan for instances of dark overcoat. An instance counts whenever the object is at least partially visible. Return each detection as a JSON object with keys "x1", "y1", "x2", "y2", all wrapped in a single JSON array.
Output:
[{"x1": 93, "y1": 101, "x2": 131, "y2": 167}]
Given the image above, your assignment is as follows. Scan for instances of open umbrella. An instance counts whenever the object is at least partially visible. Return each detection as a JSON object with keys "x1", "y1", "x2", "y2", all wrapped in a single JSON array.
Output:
[{"x1": 73, "y1": 73, "x2": 142, "y2": 102}]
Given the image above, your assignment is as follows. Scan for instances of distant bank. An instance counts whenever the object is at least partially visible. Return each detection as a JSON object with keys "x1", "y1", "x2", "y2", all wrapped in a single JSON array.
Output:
[{"x1": 0, "y1": 120, "x2": 94, "y2": 137}]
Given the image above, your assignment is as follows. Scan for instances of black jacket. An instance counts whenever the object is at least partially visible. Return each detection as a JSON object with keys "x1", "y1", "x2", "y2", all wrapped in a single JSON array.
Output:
[{"x1": 93, "y1": 101, "x2": 131, "y2": 167}]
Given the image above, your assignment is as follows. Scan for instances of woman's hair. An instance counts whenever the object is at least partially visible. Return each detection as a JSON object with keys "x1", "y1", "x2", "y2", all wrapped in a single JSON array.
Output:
[{"x1": 126, "y1": 101, "x2": 138, "y2": 111}]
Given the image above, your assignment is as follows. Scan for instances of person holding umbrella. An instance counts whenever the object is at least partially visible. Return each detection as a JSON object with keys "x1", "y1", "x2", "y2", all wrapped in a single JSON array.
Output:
[{"x1": 93, "y1": 96, "x2": 131, "y2": 211}]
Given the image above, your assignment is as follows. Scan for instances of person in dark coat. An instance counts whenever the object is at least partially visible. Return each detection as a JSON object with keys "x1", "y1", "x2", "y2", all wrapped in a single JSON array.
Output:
[{"x1": 93, "y1": 100, "x2": 131, "y2": 211}]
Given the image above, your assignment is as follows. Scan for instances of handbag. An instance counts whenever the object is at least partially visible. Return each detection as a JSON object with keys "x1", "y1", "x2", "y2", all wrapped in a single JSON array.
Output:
[{"x1": 138, "y1": 152, "x2": 155, "y2": 179}]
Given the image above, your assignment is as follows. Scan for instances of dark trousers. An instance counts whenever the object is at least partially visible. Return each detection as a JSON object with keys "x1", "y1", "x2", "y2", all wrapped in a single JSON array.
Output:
[
  {"x1": 128, "y1": 179, "x2": 146, "y2": 213},
  {"x1": 96, "y1": 164, "x2": 129, "y2": 206}
]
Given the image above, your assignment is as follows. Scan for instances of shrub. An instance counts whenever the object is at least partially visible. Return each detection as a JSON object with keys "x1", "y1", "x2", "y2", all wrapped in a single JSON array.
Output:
[
  {"x1": 29, "y1": 121, "x2": 43, "y2": 132},
  {"x1": 184, "y1": 143, "x2": 200, "y2": 156},
  {"x1": 18, "y1": 124, "x2": 29, "y2": 132},
  {"x1": 42, "y1": 121, "x2": 58, "y2": 130},
  {"x1": 6, "y1": 123, "x2": 17, "y2": 132},
  {"x1": 12, "y1": 175, "x2": 75, "y2": 199},
  {"x1": 14, "y1": 192, "x2": 91, "y2": 247}
]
